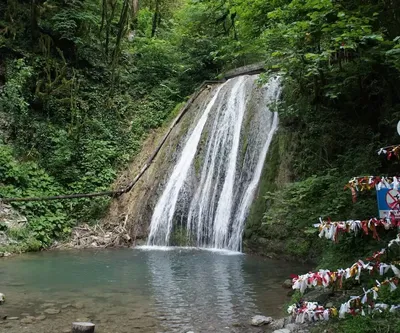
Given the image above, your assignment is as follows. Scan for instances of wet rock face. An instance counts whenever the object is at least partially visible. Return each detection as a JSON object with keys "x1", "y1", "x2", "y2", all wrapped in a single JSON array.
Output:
[
  {"x1": 0, "y1": 204, "x2": 27, "y2": 231},
  {"x1": 0, "y1": 204, "x2": 27, "y2": 250},
  {"x1": 102, "y1": 86, "x2": 217, "y2": 244}
]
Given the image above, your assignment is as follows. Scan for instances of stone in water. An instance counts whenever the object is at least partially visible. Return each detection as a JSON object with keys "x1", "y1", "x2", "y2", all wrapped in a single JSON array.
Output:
[
  {"x1": 73, "y1": 302, "x2": 84, "y2": 309},
  {"x1": 20, "y1": 317, "x2": 35, "y2": 324},
  {"x1": 41, "y1": 303, "x2": 56, "y2": 309},
  {"x1": 251, "y1": 315, "x2": 273, "y2": 326},
  {"x1": 72, "y1": 322, "x2": 95, "y2": 333},
  {"x1": 44, "y1": 308, "x2": 60, "y2": 315},
  {"x1": 282, "y1": 279, "x2": 293, "y2": 289}
]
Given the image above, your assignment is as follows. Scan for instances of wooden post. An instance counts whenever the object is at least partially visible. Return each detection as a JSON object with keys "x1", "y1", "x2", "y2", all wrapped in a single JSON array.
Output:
[{"x1": 72, "y1": 322, "x2": 95, "y2": 333}]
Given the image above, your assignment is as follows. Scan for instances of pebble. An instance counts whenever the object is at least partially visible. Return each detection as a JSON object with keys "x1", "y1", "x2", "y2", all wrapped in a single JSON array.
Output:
[
  {"x1": 21, "y1": 313, "x2": 30, "y2": 316},
  {"x1": 41, "y1": 303, "x2": 56, "y2": 309},
  {"x1": 20, "y1": 317, "x2": 35, "y2": 324},
  {"x1": 76, "y1": 317, "x2": 91, "y2": 322},
  {"x1": 61, "y1": 304, "x2": 72, "y2": 309},
  {"x1": 62, "y1": 329, "x2": 70, "y2": 333},
  {"x1": 44, "y1": 308, "x2": 60, "y2": 315},
  {"x1": 8, "y1": 317, "x2": 19, "y2": 320},
  {"x1": 36, "y1": 315, "x2": 46, "y2": 321},
  {"x1": 73, "y1": 302, "x2": 84, "y2": 309},
  {"x1": 272, "y1": 329, "x2": 291, "y2": 333}
]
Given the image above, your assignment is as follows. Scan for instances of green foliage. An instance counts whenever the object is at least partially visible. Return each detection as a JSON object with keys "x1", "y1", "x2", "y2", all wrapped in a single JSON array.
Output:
[
  {"x1": 240, "y1": 0, "x2": 400, "y2": 271},
  {"x1": 0, "y1": 144, "x2": 72, "y2": 247},
  {"x1": 0, "y1": 59, "x2": 33, "y2": 126},
  {"x1": 0, "y1": 0, "x2": 227, "y2": 251},
  {"x1": 314, "y1": 313, "x2": 400, "y2": 333},
  {"x1": 169, "y1": 225, "x2": 194, "y2": 246}
]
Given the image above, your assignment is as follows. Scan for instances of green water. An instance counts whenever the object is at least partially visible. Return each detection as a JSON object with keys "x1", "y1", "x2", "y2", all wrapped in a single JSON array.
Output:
[{"x1": 0, "y1": 248, "x2": 309, "y2": 332}]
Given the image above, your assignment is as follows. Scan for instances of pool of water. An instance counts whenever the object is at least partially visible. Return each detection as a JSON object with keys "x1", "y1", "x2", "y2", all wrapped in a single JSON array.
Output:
[{"x1": 0, "y1": 248, "x2": 310, "y2": 333}]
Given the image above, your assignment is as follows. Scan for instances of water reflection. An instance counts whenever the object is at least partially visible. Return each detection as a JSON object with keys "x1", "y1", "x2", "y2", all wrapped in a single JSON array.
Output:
[{"x1": 146, "y1": 249, "x2": 256, "y2": 332}]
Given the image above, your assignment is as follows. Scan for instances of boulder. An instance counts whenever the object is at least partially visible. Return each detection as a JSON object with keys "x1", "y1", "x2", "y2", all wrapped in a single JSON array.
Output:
[
  {"x1": 302, "y1": 287, "x2": 331, "y2": 304},
  {"x1": 251, "y1": 315, "x2": 273, "y2": 326},
  {"x1": 285, "y1": 323, "x2": 301, "y2": 332},
  {"x1": 44, "y1": 308, "x2": 60, "y2": 315},
  {"x1": 270, "y1": 318, "x2": 285, "y2": 330}
]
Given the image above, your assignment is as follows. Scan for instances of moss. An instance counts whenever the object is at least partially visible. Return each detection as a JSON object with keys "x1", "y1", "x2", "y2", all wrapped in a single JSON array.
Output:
[
  {"x1": 193, "y1": 128, "x2": 208, "y2": 177},
  {"x1": 285, "y1": 238, "x2": 310, "y2": 257},
  {"x1": 169, "y1": 225, "x2": 195, "y2": 246},
  {"x1": 244, "y1": 129, "x2": 291, "y2": 239},
  {"x1": 238, "y1": 99, "x2": 257, "y2": 167},
  {"x1": 164, "y1": 101, "x2": 185, "y2": 124},
  {"x1": 0, "y1": 238, "x2": 42, "y2": 254}
]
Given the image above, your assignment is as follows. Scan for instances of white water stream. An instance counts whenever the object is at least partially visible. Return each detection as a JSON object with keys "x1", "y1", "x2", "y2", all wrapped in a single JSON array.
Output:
[{"x1": 148, "y1": 75, "x2": 281, "y2": 251}]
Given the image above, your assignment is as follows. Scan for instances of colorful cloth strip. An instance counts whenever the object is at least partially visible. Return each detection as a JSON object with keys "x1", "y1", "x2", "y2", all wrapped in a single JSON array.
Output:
[
  {"x1": 378, "y1": 145, "x2": 400, "y2": 160},
  {"x1": 292, "y1": 235, "x2": 400, "y2": 294},
  {"x1": 289, "y1": 277, "x2": 399, "y2": 323},
  {"x1": 345, "y1": 176, "x2": 400, "y2": 192},
  {"x1": 314, "y1": 218, "x2": 400, "y2": 242}
]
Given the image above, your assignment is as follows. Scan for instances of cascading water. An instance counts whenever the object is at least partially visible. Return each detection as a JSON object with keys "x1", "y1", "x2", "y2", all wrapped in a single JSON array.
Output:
[{"x1": 148, "y1": 75, "x2": 281, "y2": 251}]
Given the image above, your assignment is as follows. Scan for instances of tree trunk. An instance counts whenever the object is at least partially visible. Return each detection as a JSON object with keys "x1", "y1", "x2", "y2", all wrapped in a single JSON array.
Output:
[
  {"x1": 151, "y1": 0, "x2": 160, "y2": 37},
  {"x1": 31, "y1": 0, "x2": 39, "y2": 43},
  {"x1": 72, "y1": 322, "x2": 95, "y2": 333},
  {"x1": 132, "y1": 0, "x2": 139, "y2": 18}
]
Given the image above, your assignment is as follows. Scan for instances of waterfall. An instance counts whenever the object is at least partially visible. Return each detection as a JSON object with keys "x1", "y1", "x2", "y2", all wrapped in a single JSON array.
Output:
[{"x1": 148, "y1": 75, "x2": 281, "y2": 251}]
